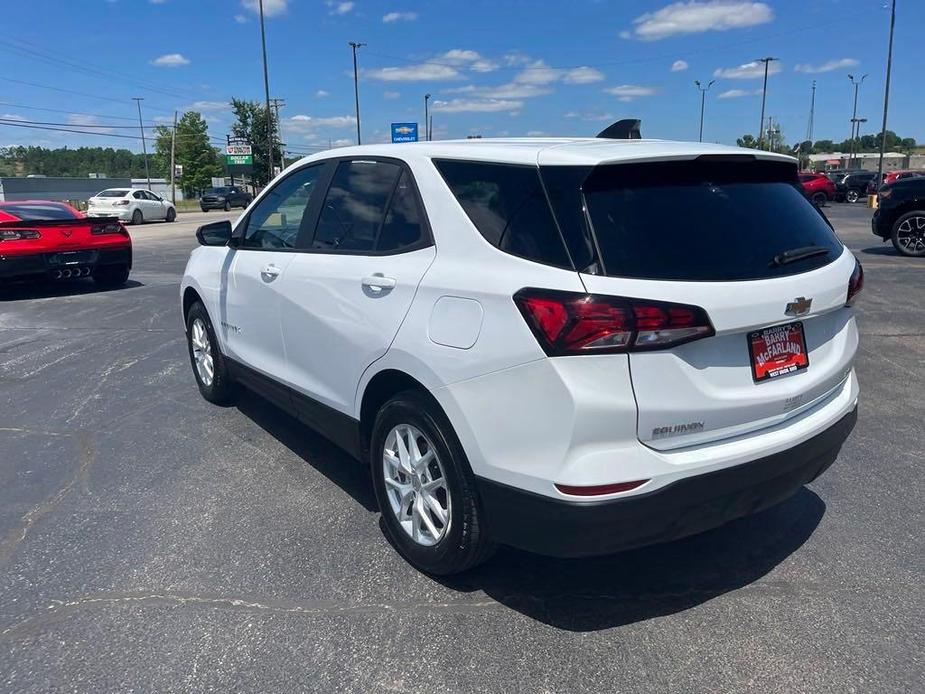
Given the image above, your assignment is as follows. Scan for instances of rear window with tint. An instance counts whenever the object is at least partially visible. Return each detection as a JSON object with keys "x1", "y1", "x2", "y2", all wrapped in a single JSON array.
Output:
[
  {"x1": 580, "y1": 159, "x2": 843, "y2": 281},
  {"x1": 434, "y1": 160, "x2": 572, "y2": 269},
  {"x1": 0, "y1": 203, "x2": 78, "y2": 220},
  {"x1": 97, "y1": 190, "x2": 129, "y2": 197}
]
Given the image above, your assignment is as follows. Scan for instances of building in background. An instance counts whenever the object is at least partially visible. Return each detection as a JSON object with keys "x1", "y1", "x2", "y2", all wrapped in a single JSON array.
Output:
[{"x1": 0, "y1": 176, "x2": 184, "y2": 202}]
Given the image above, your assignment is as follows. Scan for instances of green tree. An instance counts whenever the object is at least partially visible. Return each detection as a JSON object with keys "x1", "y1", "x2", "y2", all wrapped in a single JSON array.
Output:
[
  {"x1": 154, "y1": 111, "x2": 222, "y2": 198},
  {"x1": 812, "y1": 139, "x2": 835, "y2": 153},
  {"x1": 736, "y1": 134, "x2": 759, "y2": 149},
  {"x1": 229, "y1": 98, "x2": 283, "y2": 187}
]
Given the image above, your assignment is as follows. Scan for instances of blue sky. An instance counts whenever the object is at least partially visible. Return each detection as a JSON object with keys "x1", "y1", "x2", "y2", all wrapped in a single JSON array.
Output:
[{"x1": 1, "y1": 0, "x2": 921, "y2": 155}]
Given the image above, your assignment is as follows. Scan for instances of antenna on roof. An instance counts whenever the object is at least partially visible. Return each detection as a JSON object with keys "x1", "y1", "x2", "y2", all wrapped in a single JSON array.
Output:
[{"x1": 596, "y1": 119, "x2": 641, "y2": 140}]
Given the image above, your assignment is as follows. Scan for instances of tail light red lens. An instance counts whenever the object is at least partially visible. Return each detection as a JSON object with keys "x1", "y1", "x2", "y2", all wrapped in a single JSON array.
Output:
[
  {"x1": 514, "y1": 288, "x2": 714, "y2": 355},
  {"x1": 91, "y1": 222, "x2": 128, "y2": 236},
  {"x1": 846, "y1": 258, "x2": 863, "y2": 306},
  {"x1": 555, "y1": 479, "x2": 649, "y2": 496},
  {"x1": 0, "y1": 229, "x2": 40, "y2": 241}
]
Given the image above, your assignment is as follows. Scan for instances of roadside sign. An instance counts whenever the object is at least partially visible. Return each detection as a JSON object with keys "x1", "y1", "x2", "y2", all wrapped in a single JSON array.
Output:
[
  {"x1": 225, "y1": 154, "x2": 253, "y2": 166},
  {"x1": 225, "y1": 144, "x2": 253, "y2": 156},
  {"x1": 174, "y1": 164, "x2": 183, "y2": 177},
  {"x1": 391, "y1": 122, "x2": 418, "y2": 143},
  {"x1": 211, "y1": 177, "x2": 225, "y2": 188}
]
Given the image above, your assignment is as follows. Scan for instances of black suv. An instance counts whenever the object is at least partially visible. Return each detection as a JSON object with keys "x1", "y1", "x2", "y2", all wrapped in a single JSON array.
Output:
[
  {"x1": 872, "y1": 177, "x2": 925, "y2": 256},
  {"x1": 836, "y1": 171, "x2": 877, "y2": 203},
  {"x1": 200, "y1": 186, "x2": 253, "y2": 212}
]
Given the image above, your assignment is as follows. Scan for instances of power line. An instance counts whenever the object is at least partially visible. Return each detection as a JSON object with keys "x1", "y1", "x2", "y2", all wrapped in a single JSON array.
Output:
[{"x1": 0, "y1": 102, "x2": 142, "y2": 122}]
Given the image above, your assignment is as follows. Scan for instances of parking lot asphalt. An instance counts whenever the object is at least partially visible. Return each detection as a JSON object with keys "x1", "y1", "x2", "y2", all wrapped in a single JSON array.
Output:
[{"x1": 0, "y1": 203, "x2": 922, "y2": 693}]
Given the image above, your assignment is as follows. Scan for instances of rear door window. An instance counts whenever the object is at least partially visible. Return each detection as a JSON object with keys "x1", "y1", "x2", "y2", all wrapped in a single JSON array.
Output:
[
  {"x1": 579, "y1": 159, "x2": 843, "y2": 281},
  {"x1": 434, "y1": 160, "x2": 572, "y2": 269}
]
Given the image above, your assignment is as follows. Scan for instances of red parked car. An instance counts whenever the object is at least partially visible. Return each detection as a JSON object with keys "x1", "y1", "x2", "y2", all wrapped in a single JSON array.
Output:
[
  {"x1": 0, "y1": 200, "x2": 132, "y2": 286},
  {"x1": 799, "y1": 172, "x2": 836, "y2": 205},
  {"x1": 867, "y1": 170, "x2": 925, "y2": 195}
]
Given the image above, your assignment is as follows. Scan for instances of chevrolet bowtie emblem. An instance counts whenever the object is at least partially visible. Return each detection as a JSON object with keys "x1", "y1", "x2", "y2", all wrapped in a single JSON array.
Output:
[{"x1": 785, "y1": 296, "x2": 812, "y2": 316}]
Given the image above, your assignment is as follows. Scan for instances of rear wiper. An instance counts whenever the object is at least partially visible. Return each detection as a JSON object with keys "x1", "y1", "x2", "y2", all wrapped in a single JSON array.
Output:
[{"x1": 771, "y1": 246, "x2": 830, "y2": 266}]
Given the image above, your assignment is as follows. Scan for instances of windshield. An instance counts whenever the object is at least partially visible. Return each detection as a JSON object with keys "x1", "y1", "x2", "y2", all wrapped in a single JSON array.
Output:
[
  {"x1": 97, "y1": 189, "x2": 129, "y2": 198},
  {"x1": 207, "y1": 187, "x2": 231, "y2": 194},
  {"x1": 578, "y1": 159, "x2": 843, "y2": 281},
  {"x1": 0, "y1": 203, "x2": 78, "y2": 220}
]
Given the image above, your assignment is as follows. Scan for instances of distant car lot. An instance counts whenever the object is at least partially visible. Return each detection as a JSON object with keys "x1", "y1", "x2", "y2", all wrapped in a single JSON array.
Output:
[{"x1": 0, "y1": 204, "x2": 921, "y2": 693}]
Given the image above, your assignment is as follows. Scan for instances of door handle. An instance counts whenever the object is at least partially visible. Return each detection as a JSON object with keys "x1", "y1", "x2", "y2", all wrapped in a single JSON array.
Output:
[
  {"x1": 362, "y1": 274, "x2": 397, "y2": 292},
  {"x1": 260, "y1": 264, "x2": 281, "y2": 281}
]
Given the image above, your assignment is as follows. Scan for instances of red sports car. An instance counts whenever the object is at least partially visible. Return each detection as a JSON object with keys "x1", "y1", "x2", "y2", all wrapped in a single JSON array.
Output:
[
  {"x1": 798, "y1": 172, "x2": 836, "y2": 205},
  {"x1": 0, "y1": 200, "x2": 132, "y2": 286}
]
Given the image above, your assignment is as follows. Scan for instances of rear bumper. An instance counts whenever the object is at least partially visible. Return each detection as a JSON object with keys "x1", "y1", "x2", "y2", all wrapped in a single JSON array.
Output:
[
  {"x1": 0, "y1": 247, "x2": 131, "y2": 281},
  {"x1": 871, "y1": 209, "x2": 892, "y2": 239},
  {"x1": 477, "y1": 406, "x2": 856, "y2": 558}
]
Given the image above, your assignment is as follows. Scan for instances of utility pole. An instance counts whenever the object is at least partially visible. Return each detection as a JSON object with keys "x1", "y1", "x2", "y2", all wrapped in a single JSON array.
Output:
[
  {"x1": 270, "y1": 98, "x2": 286, "y2": 167},
  {"x1": 877, "y1": 0, "x2": 897, "y2": 184},
  {"x1": 424, "y1": 93, "x2": 431, "y2": 142},
  {"x1": 169, "y1": 110, "x2": 177, "y2": 205},
  {"x1": 258, "y1": 0, "x2": 274, "y2": 183},
  {"x1": 132, "y1": 97, "x2": 151, "y2": 189},
  {"x1": 755, "y1": 57, "x2": 778, "y2": 150},
  {"x1": 694, "y1": 79, "x2": 715, "y2": 142},
  {"x1": 349, "y1": 41, "x2": 366, "y2": 145},
  {"x1": 847, "y1": 73, "x2": 868, "y2": 169},
  {"x1": 806, "y1": 80, "x2": 816, "y2": 144},
  {"x1": 429, "y1": 115, "x2": 433, "y2": 142}
]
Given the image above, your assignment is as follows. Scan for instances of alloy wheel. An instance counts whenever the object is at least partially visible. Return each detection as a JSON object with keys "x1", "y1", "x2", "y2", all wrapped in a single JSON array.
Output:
[
  {"x1": 190, "y1": 318, "x2": 215, "y2": 387},
  {"x1": 846, "y1": 190, "x2": 860, "y2": 203},
  {"x1": 896, "y1": 216, "x2": 925, "y2": 255},
  {"x1": 382, "y1": 424, "x2": 451, "y2": 547}
]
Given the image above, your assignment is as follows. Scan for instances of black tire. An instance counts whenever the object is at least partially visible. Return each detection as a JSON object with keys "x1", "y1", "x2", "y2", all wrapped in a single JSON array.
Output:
[
  {"x1": 201, "y1": 207, "x2": 209, "y2": 213},
  {"x1": 891, "y1": 211, "x2": 925, "y2": 257},
  {"x1": 370, "y1": 390, "x2": 495, "y2": 575},
  {"x1": 811, "y1": 192, "x2": 827, "y2": 206},
  {"x1": 223, "y1": 201, "x2": 231, "y2": 212},
  {"x1": 131, "y1": 208, "x2": 143, "y2": 225},
  {"x1": 166, "y1": 207, "x2": 176, "y2": 222},
  {"x1": 185, "y1": 301, "x2": 236, "y2": 404},
  {"x1": 93, "y1": 264, "x2": 130, "y2": 288},
  {"x1": 846, "y1": 188, "x2": 861, "y2": 203}
]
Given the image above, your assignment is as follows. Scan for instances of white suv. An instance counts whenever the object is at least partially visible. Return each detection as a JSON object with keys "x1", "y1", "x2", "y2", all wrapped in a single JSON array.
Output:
[{"x1": 181, "y1": 136, "x2": 861, "y2": 575}]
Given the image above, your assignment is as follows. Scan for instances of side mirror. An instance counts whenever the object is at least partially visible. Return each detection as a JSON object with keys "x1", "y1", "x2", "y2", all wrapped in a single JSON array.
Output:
[{"x1": 196, "y1": 219, "x2": 232, "y2": 246}]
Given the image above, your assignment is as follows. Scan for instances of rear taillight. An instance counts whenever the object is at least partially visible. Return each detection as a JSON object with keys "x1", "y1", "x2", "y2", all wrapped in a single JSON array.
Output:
[
  {"x1": 115, "y1": 200, "x2": 131, "y2": 206},
  {"x1": 514, "y1": 288, "x2": 714, "y2": 356},
  {"x1": 846, "y1": 258, "x2": 864, "y2": 306},
  {"x1": 555, "y1": 479, "x2": 649, "y2": 497},
  {"x1": 0, "y1": 229, "x2": 40, "y2": 241},
  {"x1": 91, "y1": 222, "x2": 127, "y2": 236}
]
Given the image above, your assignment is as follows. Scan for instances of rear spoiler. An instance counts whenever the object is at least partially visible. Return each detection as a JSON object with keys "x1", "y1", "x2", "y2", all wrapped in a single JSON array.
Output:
[{"x1": 0, "y1": 216, "x2": 121, "y2": 228}]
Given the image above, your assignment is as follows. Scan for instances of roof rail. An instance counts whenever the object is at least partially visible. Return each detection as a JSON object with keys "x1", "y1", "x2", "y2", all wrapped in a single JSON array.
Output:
[{"x1": 596, "y1": 119, "x2": 641, "y2": 140}]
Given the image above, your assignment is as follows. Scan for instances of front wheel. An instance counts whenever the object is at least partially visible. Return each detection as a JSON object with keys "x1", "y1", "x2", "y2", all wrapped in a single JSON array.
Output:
[
  {"x1": 166, "y1": 207, "x2": 176, "y2": 222},
  {"x1": 185, "y1": 301, "x2": 236, "y2": 404},
  {"x1": 891, "y1": 211, "x2": 925, "y2": 257},
  {"x1": 223, "y1": 201, "x2": 231, "y2": 212},
  {"x1": 370, "y1": 391, "x2": 495, "y2": 575},
  {"x1": 846, "y1": 189, "x2": 861, "y2": 203}
]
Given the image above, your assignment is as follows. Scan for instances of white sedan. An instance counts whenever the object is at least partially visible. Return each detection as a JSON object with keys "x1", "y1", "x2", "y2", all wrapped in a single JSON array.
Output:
[{"x1": 87, "y1": 188, "x2": 176, "y2": 225}]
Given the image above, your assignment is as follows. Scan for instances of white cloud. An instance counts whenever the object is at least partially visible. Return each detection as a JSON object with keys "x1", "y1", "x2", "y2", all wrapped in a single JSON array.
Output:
[
  {"x1": 439, "y1": 49, "x2": 499, "y2": 73},
  {"x1": 383, "y1": 11, "x2": 418, "y2": 23},
  {"x1": 151, "y1": 53, "x2": 189, "y2": 67},
  {"x1": 624, "y1": 1, "x2": 773, "y2": 41},
  {"x1": 364, "y1": 63, "x2": 462, "y2": 82},
  {"x1": 384, "y1": 90, "x2": 401, "y2": 99},
  {"x1": 331, "y1": 138, "x2": 353, "y2": 147},
  {"x1": 234, "y1": 14, "x2": 248, "y2": 23},
  {"x1": 713, "y1": 60, "x2": 782, "y2": 79},
  {"x1": 671, "y1": 59, "x2": 689, "y2": 72},
  {"x1": 564, "y1": 111, "x2": 616, "y2": 122},
  {"x1": 794, "y1": 58, "x2": 859, "y2": 74},
  {"x1": 563, "y1": 66, "x2": 605, "y2": 84},
  {"x1": 315, "y1": 89, "x2": 330, "y2": 98},
  {"x1": 526, "y1": 130, "x2": 547, "y2": 136},
  {"x1": 604, "y1": 84, "x2": 658, "y2": 102},
  {"x1": 446, "y1": 83, "x2": 552, "y2": 99},
  {"x1": 240, "y1": 0, "x2": 287, "y2": 17},
  {"x1": 1, "y1": 113, "x2": 27, "y2": 121},
  {"x1": 184, "y1": 100, "x2": 230, "y2": 112},
  {"x1": 515, "y1": 59, "x2": 561, "y2": 85},
  {"x1": 326, "y1": 1, "x2": 354, "y2": 15},
  {"x1": 718, "y1": 89, "x2": 749, "y2": 98},
  {"x1": 288, "y1": 114, "x2": 357, "y2": 130},
  {"x1": 432, "y1": 98, "x2": 523, "y2": 113}
]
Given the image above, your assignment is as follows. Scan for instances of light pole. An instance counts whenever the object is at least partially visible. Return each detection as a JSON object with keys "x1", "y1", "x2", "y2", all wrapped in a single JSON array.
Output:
[
  {"x1": 694, "y1": 79, "x2": 715, "y2": 142},
  {"x1": 258, "y1": 0, "x2": 274, "y2": 182},
  {"x1": 847, "y1": 73, "x2": 868, "y2": 169},
  {"x1": 424, "y1": 94, "x2": 431, "y2": 142},
  {"x1": 876, "y1": 0, "x2": 897, "y2": 184},
  {"x1": 132, "y1": 97, "x2": 151, "y2": 190},
  {"x1": 755, "y1": 57, "x2": 778, "y2": 149},
  {"x1": 349, "y1": 41, "x2": 366, "y2": 145}
]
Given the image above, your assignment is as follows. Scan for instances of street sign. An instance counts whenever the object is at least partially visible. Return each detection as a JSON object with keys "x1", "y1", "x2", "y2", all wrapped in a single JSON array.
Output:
[
  {"x1": 225, "y1": 144, "x2": 253, "y2": 156},
  {"x1": 391, "y1": 122, "x2": 418, "y2": 143}
]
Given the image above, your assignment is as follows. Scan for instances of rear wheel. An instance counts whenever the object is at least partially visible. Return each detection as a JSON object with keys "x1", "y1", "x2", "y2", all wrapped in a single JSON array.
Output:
[
  {"x1": 891, "y1": 211, "x2": 925, "y2": 257},
  {"x1": 223, "y1": 201, "x2": 231, "y2": 211},
  {"x1": 131, "y1": 209, "x2": 143, "y2": 225},
  {"x1": 370, "y1": 391, "x2": 495, "y2": 575},
  {"x1": 811, "y1": 192, "x2": 827, "y2": 206},
  {"x1": 93, "y1": 264, "x2": 130, "y2": 288},
  {"x1": 166, "y1": 207, "x2": 176, "y2": 222},
  {"x1": 846, "y1": 188, "x2": 861, "y2": 203},
  {"x1": 185, "y1": 301, "x2": 235, "y2": 404}
]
